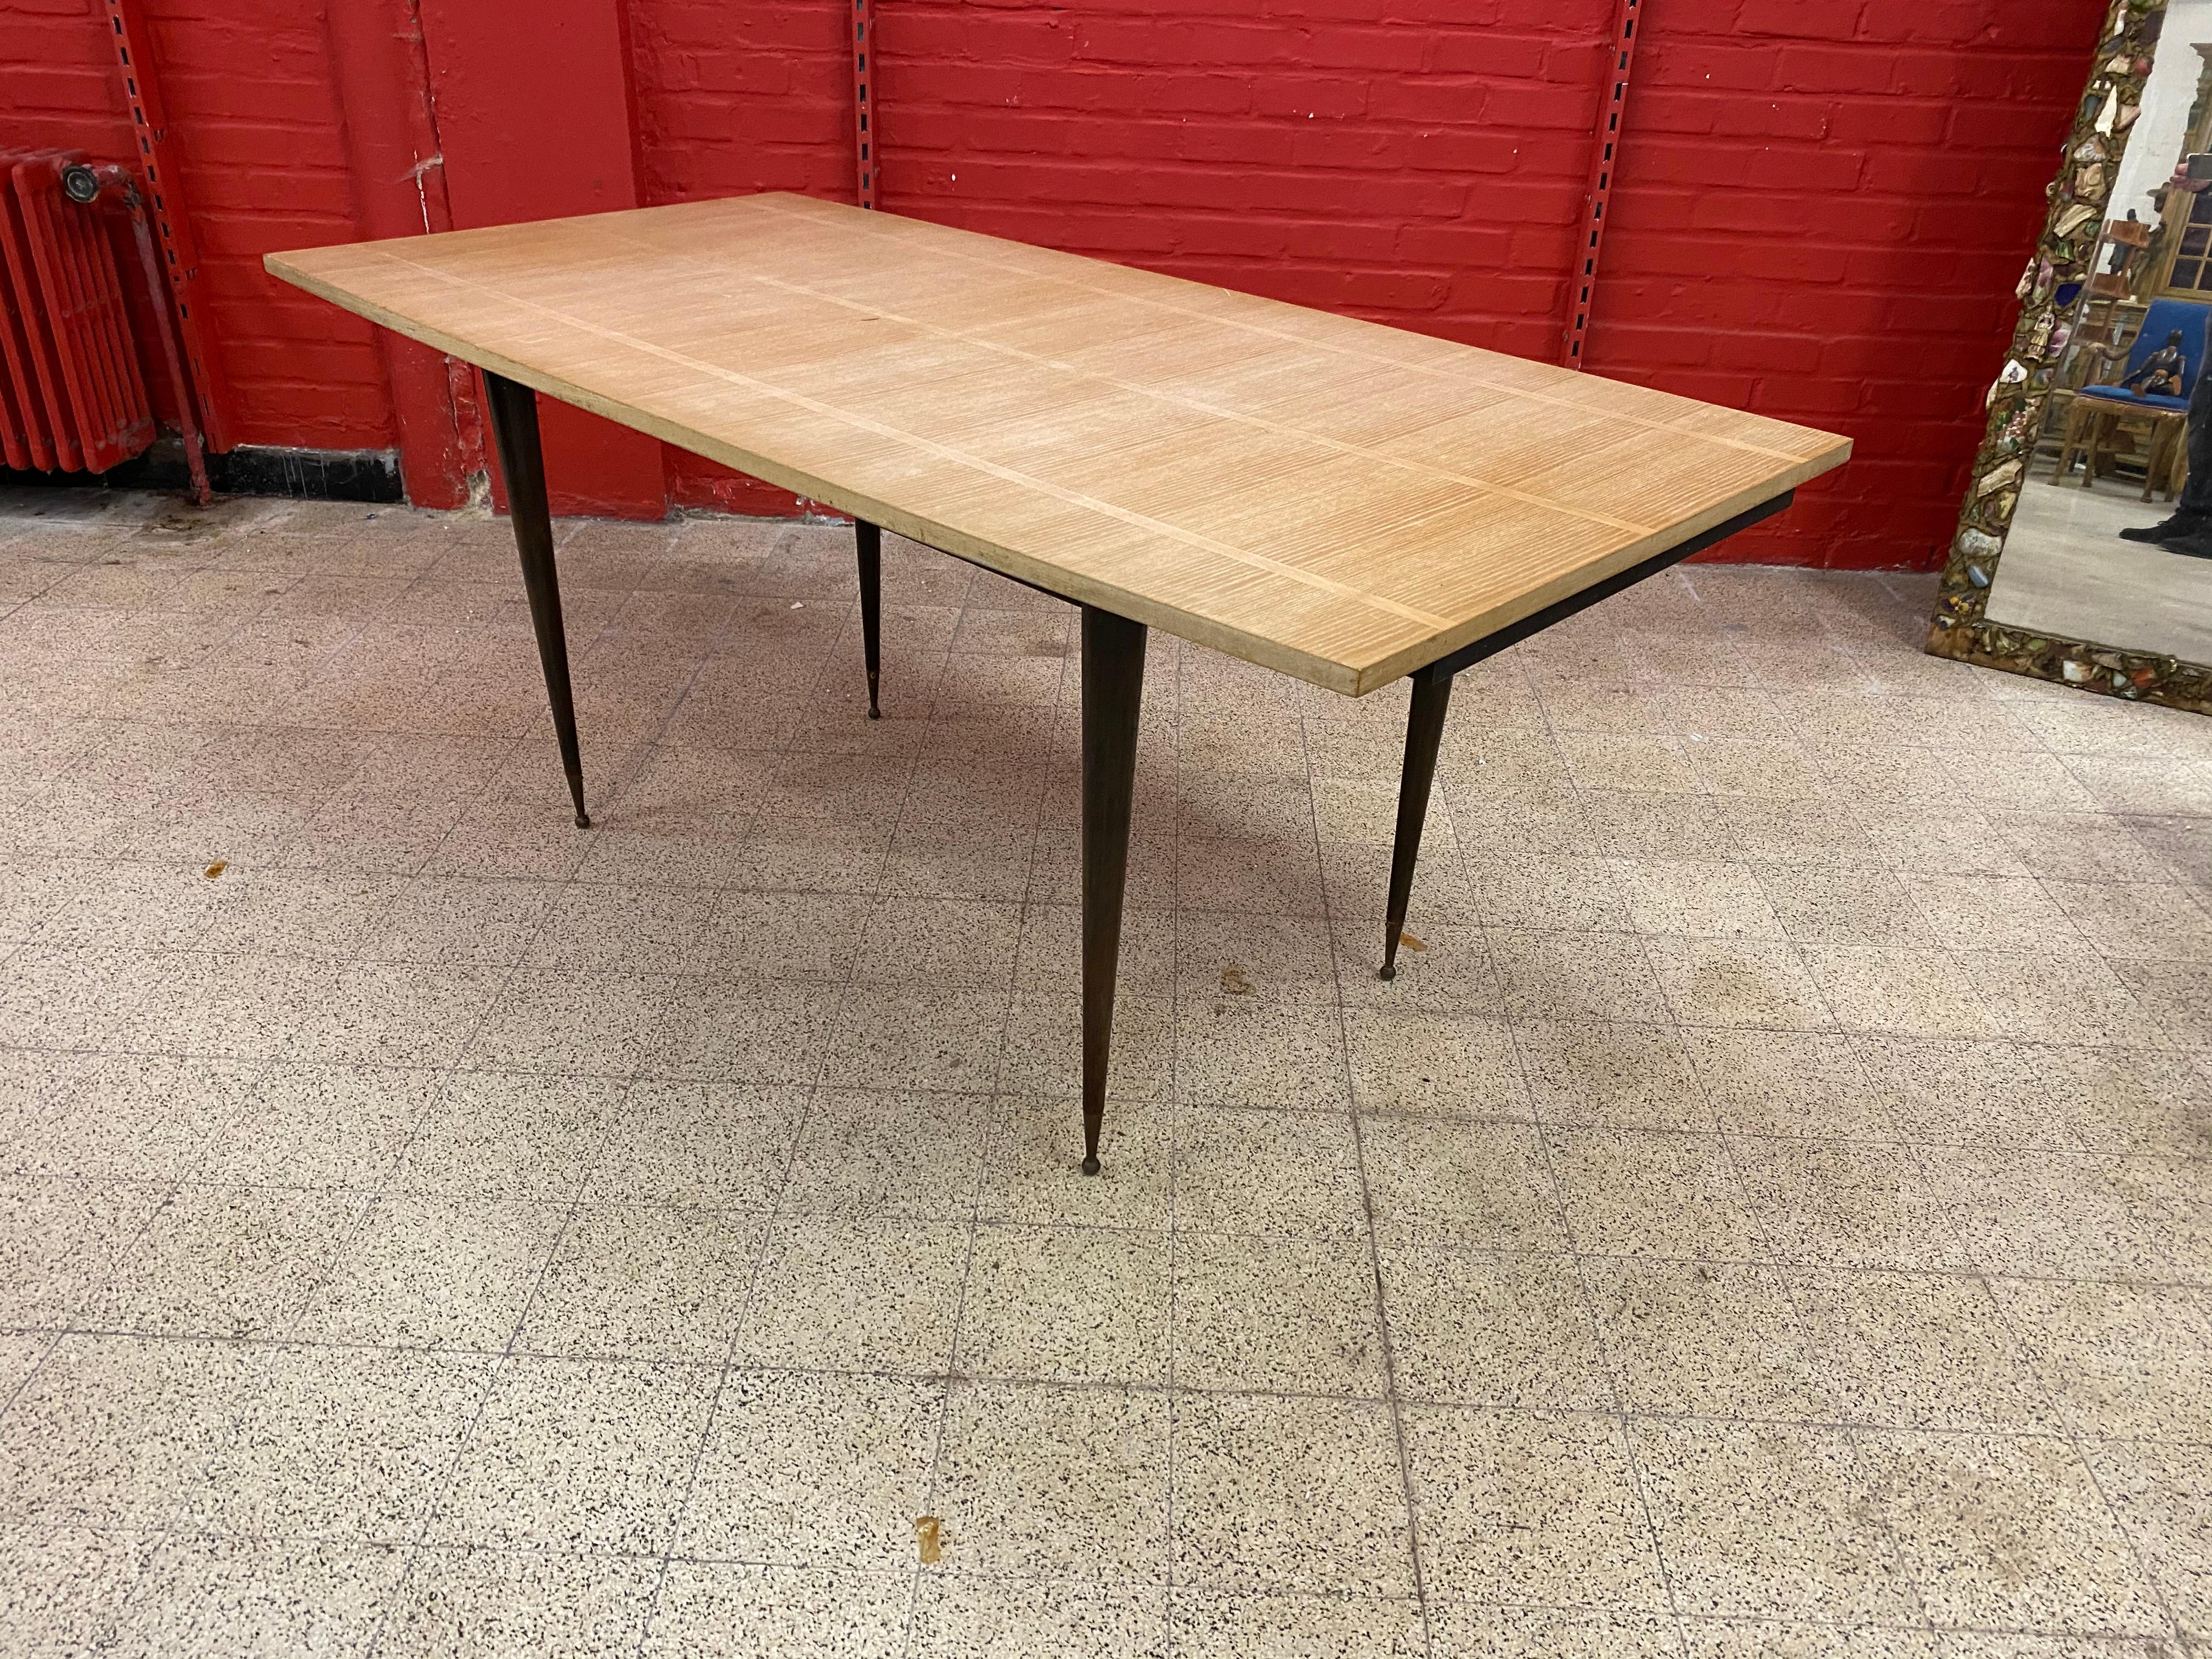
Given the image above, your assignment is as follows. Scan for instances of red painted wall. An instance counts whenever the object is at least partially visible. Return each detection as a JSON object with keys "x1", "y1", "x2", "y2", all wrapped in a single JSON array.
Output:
[
  {"x1": 1585, "y1": 0, "x2": 2107, "y2": 567},
  {"x1": 417, "y1": 0, "x2": 670, "y2": 518},
  {"x1": 4, "y1": 0, "x2": 2108, "y2": 568},
  {"x1": 2, "y1": 0, "x2": 389, "y2": 452}
]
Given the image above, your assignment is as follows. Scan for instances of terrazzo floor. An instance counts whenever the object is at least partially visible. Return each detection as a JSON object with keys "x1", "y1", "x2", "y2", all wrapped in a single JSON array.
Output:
[{"x1": 1, "y1": 488, "x2": 2209, "y2": 1658}]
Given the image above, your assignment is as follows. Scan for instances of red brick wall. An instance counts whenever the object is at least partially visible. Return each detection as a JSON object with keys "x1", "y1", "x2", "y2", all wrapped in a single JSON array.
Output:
[
  {"x1": 0, "y1": 0, "x2": 392, "y2": 452},
  {"x1": 5, "y1": 0, "x2": 2110, "y2": 569},
  {"x1": 1585, "y1": 0, "x2": 2107, "y2": 567},
  {"x1": 620, "y1": 0, "x2": 2112, "y2": 568}
]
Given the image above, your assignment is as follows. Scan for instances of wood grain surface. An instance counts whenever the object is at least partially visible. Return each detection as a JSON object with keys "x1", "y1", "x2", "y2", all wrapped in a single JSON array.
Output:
[{"x1": 268, "y1": 193, "x2": 1850, "y2": 695}]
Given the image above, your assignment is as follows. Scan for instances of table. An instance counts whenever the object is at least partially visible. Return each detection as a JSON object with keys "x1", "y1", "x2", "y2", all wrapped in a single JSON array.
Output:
[{"x1": 268, "y1": 193, "x2": 1850, "y2": 1173}]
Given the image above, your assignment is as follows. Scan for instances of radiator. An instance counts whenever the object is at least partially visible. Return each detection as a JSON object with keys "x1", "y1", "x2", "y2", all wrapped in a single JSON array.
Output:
[{"x1": 0, "y1": 149, "x2": 155, "y2": 475}]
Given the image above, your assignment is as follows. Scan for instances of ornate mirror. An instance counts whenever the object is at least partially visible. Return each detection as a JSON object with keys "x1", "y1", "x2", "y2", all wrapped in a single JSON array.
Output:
[{"x1": 1929, "y1": 0, "x2": 2212, "y2": 713}]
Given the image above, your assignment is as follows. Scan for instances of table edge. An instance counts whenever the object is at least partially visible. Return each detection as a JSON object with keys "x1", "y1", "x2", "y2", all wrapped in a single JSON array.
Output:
[{"x1": 266, "y1": 246, "x2": 1852, "y2": 698}]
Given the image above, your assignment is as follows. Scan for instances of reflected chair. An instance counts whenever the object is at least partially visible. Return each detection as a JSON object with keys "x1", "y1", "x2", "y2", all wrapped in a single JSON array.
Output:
[{"x1": 2053, "y1": 295, "x2": 2210, "y2": 501}]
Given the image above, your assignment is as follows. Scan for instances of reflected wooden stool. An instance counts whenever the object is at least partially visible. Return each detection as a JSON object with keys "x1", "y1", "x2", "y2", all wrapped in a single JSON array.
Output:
[{"x1": 2054, "y1": 393, "x2": 2189, "y2": 501}]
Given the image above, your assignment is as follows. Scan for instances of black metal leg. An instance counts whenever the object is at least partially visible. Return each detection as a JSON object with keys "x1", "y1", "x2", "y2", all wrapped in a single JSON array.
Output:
[
  {"x1": 1380, "y1": 663, "x2": 1453, "y2": 980},
  {"x1": 481, "y1": 370, "x2": 589, "y2": 829},
  {"x1": 856, "y1": 517, "x2": 882, "y2": 719},
  {"x1": 1080, "y1": 605, "x2": 1146, "y2": 1176}
]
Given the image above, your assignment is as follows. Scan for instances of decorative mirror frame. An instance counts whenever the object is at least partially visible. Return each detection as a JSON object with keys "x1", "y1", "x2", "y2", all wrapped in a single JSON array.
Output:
[{"x1": 1925, "y1": 0, "x2": 2212, "y2": 715}]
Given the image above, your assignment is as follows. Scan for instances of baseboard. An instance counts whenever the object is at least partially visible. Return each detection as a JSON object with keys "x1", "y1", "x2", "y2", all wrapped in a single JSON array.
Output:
[{"x1": 2, "y1": 437, "x2": 404, "y2": 504}]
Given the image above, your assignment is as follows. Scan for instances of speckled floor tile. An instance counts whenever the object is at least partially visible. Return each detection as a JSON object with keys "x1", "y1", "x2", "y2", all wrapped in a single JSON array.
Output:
[
  {"x1": 1795, "y1": 1270, "x2": 2052, "y2": 1431},
  {"x1": 285, "y1": 961, "x2": 510, "y2": 1069},
  {"x1": 430, "y1": 1355, "x2": 718, "y2": 1553},
  {"x1": 1633, "y1": 1419, "x2": 1916, "y2": 1622},
  {"x1": 1334, "y1": 918, "x2": 1505, "y2": 1012},
  {"x1": 1344, "y1": 1007, "x2": 1526, "y2": 1118},
  {"x1": 1516, "y1": 1018, "x2": 1707, "y2": 1130},
  {"x1": 1379, "y1": 1244, "x2": 1610, "y2": 1408},
  {"x1": 1679, "y1": 1618, "x2": 1948, "y2": 1657},
  {"x1": 1174, "y1": 911, "x2": 1338, "y2": 1005},
  {"x1": 1730, "y1": 1138, "x2": 1963, "y2": 1269},
  {"x1": 294, "y1": 1194, "x2": 566, "y2": 1350},
  {"x1": 1176, "y1": 996, "x2": 1351, "y2": 1111},
  {"x1": 1858, "y1": 1429, "x2": 2166, "y2": 1634},
  {"x1": 1681, "y1": 1028, "x2": 1891, "y2": 1139},
  {"x1": 1402, "y1": 1405, "x2": 1667, "y2": 1610},
  {"x1": 1649, "y1": 936, "x2": 1833, "y2": 1030},
  {"x1": 820, "y1": 982, "x2": 1009, "y2": 1093},
  {"x1": 0, "y1": 1334, "x2": 256, "y2": 1530},
  {"x1": 678, "y1": 1369, "x2": 943, "y2": 1568},
  {"x1": 956, "y1": 1223, "x2": 1171, "y2": 1385},
  {"x1": 581, "y1": 1079, "x2": 803, "y2": 1207},
  {"x1": 932, "y1": 1381, "x2": 1171, "y2": 1583},
  {"x1": 1001, "y1": 989, "x2": 1174, "y2": 1101},
  {"x1": 199, "y1": 1062, "x2": 442, "y2": 1189},
  {"x1": 1927, "y1": 1147, "x2": 2212, "y2": 1280},
  {"x1": 981, "y1": 1096, "x2": 1175, "y2": 1227},
  {"x1": 221, "y1": 1345, "x2": 493, "y2": 1540},
  {"x1": 733, "y1": 1215, "x2": 970, "y2": 1373},
  {"x1": 1547, "y1": 1127, "x2": 1766, "y2": 1258},
  {"x1": 1359, "y1": 1117, "x2": 1565, "y2": 1250},
  {"x1": 388, "y1": 1071, "x2": 622, "y2": 1200},
  {"x1": 104, "y1": 1537, "x2": 404, "y2": 1659},
  {"x1": 1172, "y1": 1108, "x2": 1368, "y2": 1239},
  {"x1": 0, "y1": 1524, "x2": 160, "y2": 1657},
  {"x1": 1797, "y1": 945, "x2": 1997, "y2": 1040},
  {"x1": 1989, "y1": 1277, "x2": 2212, "y2": 1442},
  {"x1": 6, "y1": 510, "x2": 2211, "y2": 1654},
  {"x1": 642, "y1": 1562, "x2": 912, "y2": 1658},
  {"x1": 517, "y1": 1204, "x2": 766, "y2": 1363},
  {"x1": 378, "y1": 1546, "x2": 660, "y2": 1658},
  {"x1": 1172, "y1": 1391, "x2": 1412, "y2": 1595},
  {"x1": 1172, "y1": 1231, "x2": 1386, "y2": 1396},
  {"x1": 2089, "y1": 1438, "x2": 2212, "y2": 1640},
  {"x1": 1432, "y1": 1604, "x2": 1686, "y2": 1658},
  {"x1": 8, "y1": 1054, "x2": 262, "y2": 1182},
  {"x1": 85, "y1": 1185, "x2": 365, "y2": 1340},
  {"x1": 1488, "y1": 928, "x2": 1672, "y2": 1024},
  {"x1": 915, "y1": 1576, "x2": 1168, "y2": 1658},
  {"x1": 1584, "y1": 1257, "x2": 1836, "y2": 1420},
  {"x1": 778, "y1": 1087, "x2": 992, "y2": 1220},
  {"x1": 1167, "y1": 1590, "x2": 1422, "y2": 1657},
  {"x1": 359, "y1": 876, "x2": 560, "y2": 967}
]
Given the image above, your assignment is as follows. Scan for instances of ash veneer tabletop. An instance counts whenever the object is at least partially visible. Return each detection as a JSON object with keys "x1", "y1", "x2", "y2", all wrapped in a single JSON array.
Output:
[{"x1": 268, "y1": 191, "x2": 1850, "y2": 1173}]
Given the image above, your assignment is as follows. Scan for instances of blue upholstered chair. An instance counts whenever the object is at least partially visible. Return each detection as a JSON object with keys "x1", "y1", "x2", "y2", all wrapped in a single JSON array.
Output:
[{"x1": 2055, "y1": 297, "x2": 2211, "y2": 498}]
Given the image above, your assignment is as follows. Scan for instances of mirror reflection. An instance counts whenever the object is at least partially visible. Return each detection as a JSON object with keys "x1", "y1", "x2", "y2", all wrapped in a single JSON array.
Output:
[{"x1": 1993, "y1": 4, "x2": 2212, "y2": 667}]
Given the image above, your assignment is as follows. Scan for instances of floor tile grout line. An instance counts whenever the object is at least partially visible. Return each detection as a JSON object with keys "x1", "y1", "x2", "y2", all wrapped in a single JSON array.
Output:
[
  {"x1": 527, "y1": 524, "x2": 844, "y2": 1659},
  {"x1": 1522, "y1": 589, "x2": 1759, "y2": 1650},
  {"x1": 639, "y1": 528, "x2": 946, "y2": 1659},
  {"x1": 347, "y1": 586, "x2": 723, "y2": 1657},
  {"x1": 1297, "y1": 683, "x2": 1437, "y2": 1659},
  {"x1": 1970, "y1": 1272, "x2": 2194, "y2": 1645},
  {"x1": 352, "y1": 815, "x2": 654, "y2": 1659}
]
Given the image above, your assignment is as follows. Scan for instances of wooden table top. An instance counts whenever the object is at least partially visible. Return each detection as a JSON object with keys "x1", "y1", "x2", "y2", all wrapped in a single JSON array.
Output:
[{"x1": 268, "y1": 193, "x2": 1850, "y2": 696}]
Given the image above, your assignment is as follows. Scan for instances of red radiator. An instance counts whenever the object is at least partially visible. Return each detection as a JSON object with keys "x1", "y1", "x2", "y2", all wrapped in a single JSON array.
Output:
[{"x1": 0, "y1": 150, "x2": 155, "y2": 475}]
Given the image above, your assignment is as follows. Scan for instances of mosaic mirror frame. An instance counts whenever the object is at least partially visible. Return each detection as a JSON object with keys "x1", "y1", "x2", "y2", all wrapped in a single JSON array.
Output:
[{"x1": 1926, "y1": 0, "x2": 2212, "y2": 714}]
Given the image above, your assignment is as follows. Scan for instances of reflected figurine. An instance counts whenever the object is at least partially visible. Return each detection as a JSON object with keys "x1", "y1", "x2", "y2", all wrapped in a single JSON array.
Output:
[
  {"x1": 2125, "y1": 330, "x2": 2188, "y2": 396},
  {"x1": 2121, "y1": 163, "x2": 2212, "y2": 561}
]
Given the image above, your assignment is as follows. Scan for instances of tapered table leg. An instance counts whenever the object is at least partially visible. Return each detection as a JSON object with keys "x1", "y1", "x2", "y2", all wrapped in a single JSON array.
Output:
[
  {"x1": 856, "y1": 517, "x2": 883, "y2": 719},
  {"x1": 480, "y1": 371, "x2": 590, "y2": 828},
  {"x1": 1380, "y1": 663, "x2": 1453, "y2": 980},
  {"x1": 1080, "y1": 605, "x2": 1147, "y2": 1175}
]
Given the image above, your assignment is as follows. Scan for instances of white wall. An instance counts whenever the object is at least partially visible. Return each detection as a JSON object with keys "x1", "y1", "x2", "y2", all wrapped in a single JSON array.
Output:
[{"x1": 2112, "y1": 0, "x2": 2212, "y2": 232}]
